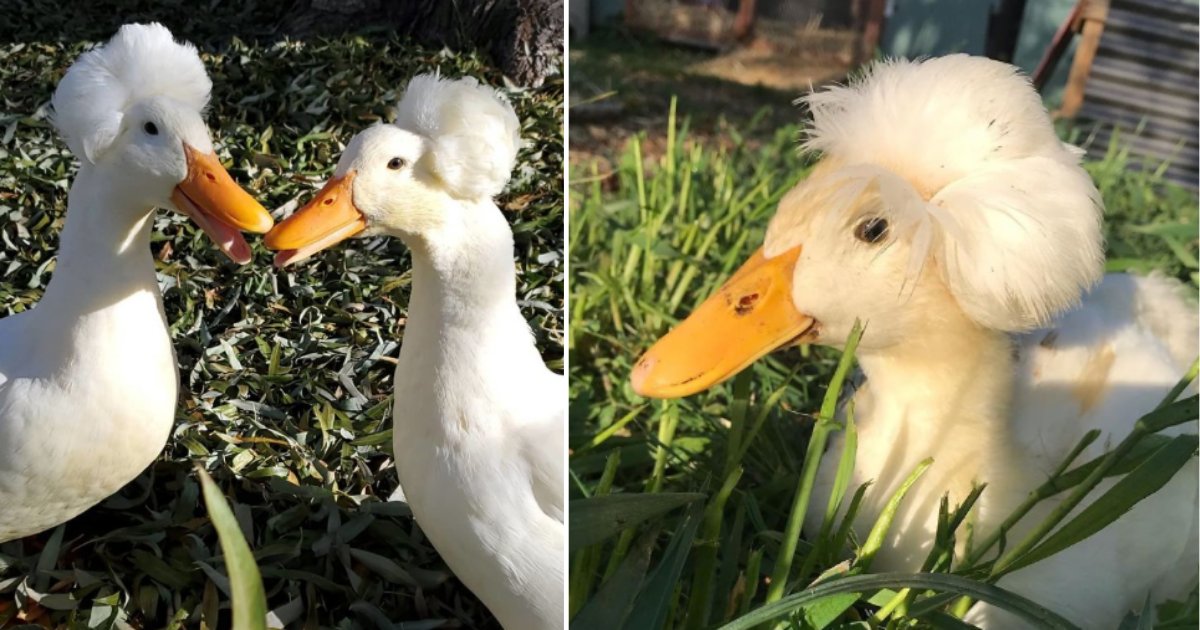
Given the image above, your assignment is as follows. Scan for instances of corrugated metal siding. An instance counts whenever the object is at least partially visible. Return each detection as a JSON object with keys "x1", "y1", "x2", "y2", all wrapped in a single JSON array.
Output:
[{"x1": 1077, "y1": 0, "x2": 1199, "y2": 187}]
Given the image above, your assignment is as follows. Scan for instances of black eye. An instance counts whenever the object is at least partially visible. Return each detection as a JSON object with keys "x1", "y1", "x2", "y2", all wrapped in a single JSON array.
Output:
[
  {"x1": 387, "y1": 157, "x2": 406, "y2": 170},
  {"x1": 143, "y1": 121, "x2": 159, "y2": 136},
  {"x1": 854, "y1": 217, "x2": 889, "y2": 244}
]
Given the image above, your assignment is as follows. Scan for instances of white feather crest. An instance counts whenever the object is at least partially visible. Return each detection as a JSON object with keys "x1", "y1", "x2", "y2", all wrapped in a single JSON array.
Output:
[
  {"x1": 394, "y1": 73, "x2": 521, "y2": 200},
  {"x1": 799, "y1": 54, "x2": 1104, "y2": 332},
  {"x1": 52, "y1": 23, "x2": 210, "y2": 163}
]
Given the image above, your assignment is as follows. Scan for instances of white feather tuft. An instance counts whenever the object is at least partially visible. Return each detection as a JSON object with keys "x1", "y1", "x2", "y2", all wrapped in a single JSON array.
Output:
[
  {"x1": 52, "y1": 23, "x2": 210, "y2": 163},
  {"x1": 394, "y1": 73, "x2": 521, "y2": 200},
  {"x1": 799, "y1": 54, "x2": 1104, "y2": 331}
]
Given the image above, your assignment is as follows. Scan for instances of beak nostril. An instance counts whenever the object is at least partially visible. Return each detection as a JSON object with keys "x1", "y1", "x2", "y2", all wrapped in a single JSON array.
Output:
[
  {"x1": 735, "y1": 293, "x2": 760, "y2": 315},
  {"x1": 323, "y1": 198, "x2": 334, "y2": 205},
  {"x1": 205, "y1": 173, "x2": 216, "y2": 182}
]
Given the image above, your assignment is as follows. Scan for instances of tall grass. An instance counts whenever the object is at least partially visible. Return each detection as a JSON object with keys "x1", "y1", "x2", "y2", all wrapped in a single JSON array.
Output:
[{"x1": 567, "y1": 101, "x2": 1199, "y2": 629}]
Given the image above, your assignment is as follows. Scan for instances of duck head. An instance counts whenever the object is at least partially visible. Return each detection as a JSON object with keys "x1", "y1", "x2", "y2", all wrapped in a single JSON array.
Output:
[
  {"x1": 52, "y1": 23, "x2": 272, "y2": 264},
  {"x1": 632, "y1": 55, "x2": 1106, "y2": 398},
  {"x1": 265, "y1": 73, "x2": 520, "y2": 265}
]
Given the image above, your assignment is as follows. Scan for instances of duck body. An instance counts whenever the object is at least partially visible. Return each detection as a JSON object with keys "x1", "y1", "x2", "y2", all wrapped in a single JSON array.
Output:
[
  {"x1": 630, "y1": 54, "x2": 1197, "y2": 629},
  {"x1": 390, "y1": 202, "x2": 564, "y2": 630},
  {"x1": 0, "y1": 170, "x2": 176, "y2": 542},
  {"x1": 264, "y1": 74, "x2": 564, "y2": 628},
  {"x1": 0, "y1": 23, "x2": 272, "y2": 543},
  {"x1": 810, "y1": 271, "x2": 1199, "y2": 627}
]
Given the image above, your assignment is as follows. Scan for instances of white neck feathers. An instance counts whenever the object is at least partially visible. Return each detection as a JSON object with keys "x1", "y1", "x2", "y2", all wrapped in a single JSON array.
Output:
[{"x1": 39, "y1": 165, "x2": 162, "y2": 318}]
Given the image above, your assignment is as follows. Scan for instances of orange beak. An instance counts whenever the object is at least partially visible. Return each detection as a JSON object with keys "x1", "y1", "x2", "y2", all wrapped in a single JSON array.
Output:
[
  {"x1": 630, "y1": 246, "x2": 814, "y2": 398},
  {"x1": 264, "y1": 173, "x2": 366, "y2": 267},
  {"x1": 170, "y1": 144, "x2": 273, "y2": 264}
]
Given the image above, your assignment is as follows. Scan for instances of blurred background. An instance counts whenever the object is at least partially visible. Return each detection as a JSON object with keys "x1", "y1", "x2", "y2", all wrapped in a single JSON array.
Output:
[{"x1": 570, "y1": 0, "x2": 1198, "y2": 187}]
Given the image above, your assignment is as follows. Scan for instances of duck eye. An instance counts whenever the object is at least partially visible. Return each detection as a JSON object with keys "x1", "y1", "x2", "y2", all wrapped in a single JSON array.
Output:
[
  {"x1": 143, "y1": 121, "x2": 159, "y2": 136},
  {"x1": 387, "y1": 157, "x2": 406, "y2": 170},
  {"x1": 854, "y1": 217, "x2": 889, "y2": 244}
]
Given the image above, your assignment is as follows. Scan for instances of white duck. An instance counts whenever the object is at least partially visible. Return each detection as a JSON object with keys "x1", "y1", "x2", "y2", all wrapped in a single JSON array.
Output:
[
  {"x1": 631, "y1": 55, "x2": 1198, "y2": 628},
  {"x1": 264, "y1": 74, "x2": 564, "y2": 629},
  {"x1": 0, "y1": 23, "x2": 273, "y2": 543}
]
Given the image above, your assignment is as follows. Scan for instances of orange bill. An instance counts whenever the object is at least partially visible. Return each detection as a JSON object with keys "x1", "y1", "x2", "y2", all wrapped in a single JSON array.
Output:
[
  {"x1": 630, "y1": 246, "x2": 814, "y2": 398},
  {"x1": 264, "y1": 173, "x2": 367, "y2": 267},
  {"x1": 171, "y1": 144, "x2": 273, "y2": 265}
]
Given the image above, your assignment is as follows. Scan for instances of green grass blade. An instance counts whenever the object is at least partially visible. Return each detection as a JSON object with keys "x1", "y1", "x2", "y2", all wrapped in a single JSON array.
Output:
[
  {"x1": 569, "y1": 492, "x2": 705, "y2": 552},
  {"x1": 765, "y1": 320, "x2": 864, "y2": 603},
  {"x1": 719, "y1": 573, "x2": 1079, "y2": 630},
  {"x1": 625, "y1": 502, "x2": 705, "y2": 629},
  {"x1": 685, "y1": 466, "x2": 744, "y2": 629},
  {"x1": 571, "y1": 529, "x2": 659, "y2": 629},
  {"x1": 1153, "y1": 590, "x2": 1198, "y2": 628},
  {"x1": 802, "y1": 592, "x2": 863, "y2": 629},
  {"x1": 196, "y1": 465, "x2": 267, "y2": 630},
  {"x1": 858, "y1": 458, "x2": 933, "y2": 571},
  {"x1": 831, "y1": 482, "x2": 872, "y2": 559},
  {"x1": 786, "y1": 458, "x2": 932, "y2": 627},
  {"x1": 1003, "y1": 433, "x2": 1198, "y2": 574},
  {"x1": 33, "y1": 525, "x2": 65, "y2": 591},
  {"x1": 798, "y1": 402, "x2": 859, "y2": 583},
  {"x1": 1140, "y1": 394, "x2": 1200, "y2": 433},
  {"x1": 738, "y1": 548, "x2": 765, "y2": 617},
  {"x1": 603, "y1": 403, "x2": 683, "y2": 576},
  {"x1": 570, "y1": 450, "x2": 623, "y2": 613},
  {"x1": 582, "y1": 405, "x2": 646, "y2": 450},
  {"x1": 1157, "y1": 357, "x2": 1199, "y2": 408},
  {"x1": 822, "y1": 402, "x2": 858, "y2": 537}
]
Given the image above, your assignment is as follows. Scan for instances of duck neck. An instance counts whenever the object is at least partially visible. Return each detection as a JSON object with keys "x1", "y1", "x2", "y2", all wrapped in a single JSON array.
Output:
[
  {"x1": 854, "y1": 305, "x2": 1015, "y2": 465},
  {"x1": 40, "y1": 164, "x2": 161, "y2": 316},
  {"x1": 399, "y1": 200, "x2": 537, "y2": 365}
]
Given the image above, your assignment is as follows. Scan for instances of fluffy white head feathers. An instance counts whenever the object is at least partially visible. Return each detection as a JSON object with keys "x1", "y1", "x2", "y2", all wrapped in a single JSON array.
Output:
[
  {"x1": 52, "y1": 23, "x2": 211, "y2": 163},
  {"x1": 394, "y1": 73, "x2": 521, "y2": 201},
  {"x1": 794, "y1": 54, "x2": 1103, "y2": 332}
]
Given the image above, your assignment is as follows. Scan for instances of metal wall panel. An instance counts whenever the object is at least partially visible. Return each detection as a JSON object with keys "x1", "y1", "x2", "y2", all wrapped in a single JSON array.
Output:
[{"x1": 1078, "y1": 0, "x2": 1199, "y2": 187}]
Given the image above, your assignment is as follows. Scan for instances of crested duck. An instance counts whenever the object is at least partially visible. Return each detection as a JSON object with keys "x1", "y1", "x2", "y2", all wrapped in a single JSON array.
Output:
[
  {"x1": 631, "y1": 55, "x2": 1198, "y2": 628},
  {"x1": 264, "y1": 74, "x2": 564, "y2": 629},
  {"x1": 0, "y1": 23, "x2": 273, "y2": 543}
]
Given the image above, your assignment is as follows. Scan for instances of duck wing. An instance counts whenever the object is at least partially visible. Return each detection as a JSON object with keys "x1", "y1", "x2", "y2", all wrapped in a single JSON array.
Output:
[
  {"x1": 998, "y1": 272, "x2": 1199, "y2": 621},
  {"x1": 1011, "y1": 273, "x2": 1197, "y2": 465},
  {"x1": 516, "y1": 370, "x2": 566, "y2": 523}
]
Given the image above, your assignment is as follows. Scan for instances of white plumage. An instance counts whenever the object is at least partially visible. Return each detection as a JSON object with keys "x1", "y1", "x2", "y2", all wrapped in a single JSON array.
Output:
[
  {"x1": 53, "y1": 23, "x2": 211, "y2": 163},
  {"x1": 770, "y1": 55, "x2": 1105, "y2": 332},
  {"x1": 395, "y1": 73, "x2": 521, "y2": 200},
  {"x1": 0, "y1": 23, "x2": 270, "y2": 542},
  {"x1": 792, "y1": 56, "x2": 1199, "y2": 628},
  {"x1": 633, "y1": 55, "x2": 1197, "y2": 628},
  {"x1": 265, "y1": 74, "x2": 563, "y2": 629}
]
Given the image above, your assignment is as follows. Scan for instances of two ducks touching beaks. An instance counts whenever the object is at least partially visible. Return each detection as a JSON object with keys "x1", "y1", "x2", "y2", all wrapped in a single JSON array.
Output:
[{"x1": 0, "y1": 22, "x2": 563, "y2": 630}]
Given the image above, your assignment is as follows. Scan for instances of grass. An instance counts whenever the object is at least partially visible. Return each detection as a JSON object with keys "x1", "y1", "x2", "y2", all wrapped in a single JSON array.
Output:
[
  {"x1": 0, "y1": 2, "x2": 562, "y2": 628},
  {"x1": 567, "y1": 99, "x2": 1199, "y2": 628}
]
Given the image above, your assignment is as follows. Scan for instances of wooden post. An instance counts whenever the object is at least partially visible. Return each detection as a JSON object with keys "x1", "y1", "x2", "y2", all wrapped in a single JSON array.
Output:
[{"x1": 1060, "y1": 0, "x2": 1110, "y2": 118}]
